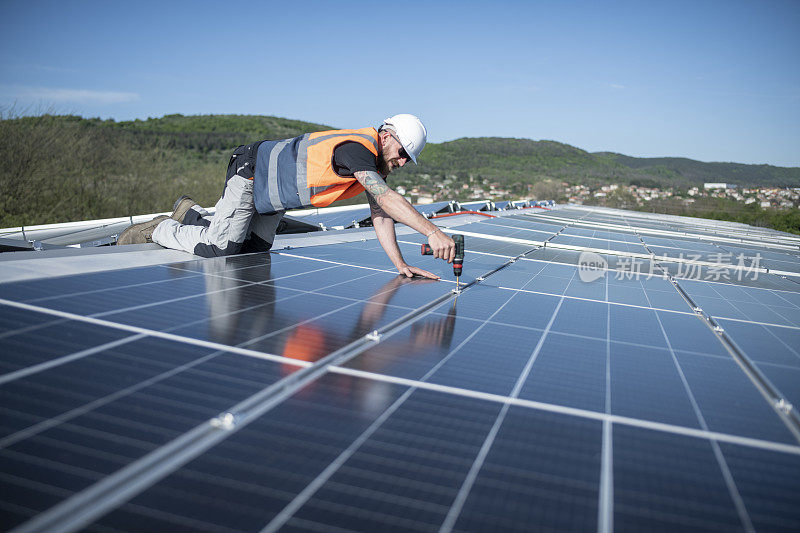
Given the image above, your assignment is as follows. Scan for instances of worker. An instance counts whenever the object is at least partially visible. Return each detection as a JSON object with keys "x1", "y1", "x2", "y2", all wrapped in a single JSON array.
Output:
[{"x1": 118, "y1": 114, "x2": 455, "y2": 279}]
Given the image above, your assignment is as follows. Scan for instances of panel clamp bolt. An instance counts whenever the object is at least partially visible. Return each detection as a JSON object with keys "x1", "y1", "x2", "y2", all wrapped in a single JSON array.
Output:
[
  {"x1": 366, "y1": 330, "x2": 382, "y2": 342},
  {"x1": 713, "y1": 325, "x2": 724, "y2": 333},
  {"x1": 211, "y1": 412, "x2": 237, "y2": 431},
  {"x1": 775, "y1": 399, "x2": 793, "y2": 415},
  {"x1": 476, "y1": 276, "x2": 485, "y2": 281}
]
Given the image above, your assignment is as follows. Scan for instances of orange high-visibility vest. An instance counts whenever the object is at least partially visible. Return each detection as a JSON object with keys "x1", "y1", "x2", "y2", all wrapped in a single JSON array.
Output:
[{"x1": 253, "y1": 128, "x2": 379, "y2": 214}]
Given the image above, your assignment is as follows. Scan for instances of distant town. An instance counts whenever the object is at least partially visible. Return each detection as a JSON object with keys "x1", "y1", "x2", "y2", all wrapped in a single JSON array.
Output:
[
  {"x1": 397, "y1": 177, "x2": 800, "y2": 210},
  {"x1": 565, "y1": 182, "x2": 800, "y2": 209}
]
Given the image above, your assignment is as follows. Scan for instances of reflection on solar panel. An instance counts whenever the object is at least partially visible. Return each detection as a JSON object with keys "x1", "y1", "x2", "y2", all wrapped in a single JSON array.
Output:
[{"x1": 1, "y1": 205, "x2": 799, "y2": 532}]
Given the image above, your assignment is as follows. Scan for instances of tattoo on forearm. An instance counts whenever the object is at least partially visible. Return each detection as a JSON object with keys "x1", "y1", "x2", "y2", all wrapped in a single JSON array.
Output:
[
  {"x1": 366, "y1": 192, "x2": 385, "y2": 216},
  {"x1": 355, "y1": 171, "x2": 390, "y2": 200}
]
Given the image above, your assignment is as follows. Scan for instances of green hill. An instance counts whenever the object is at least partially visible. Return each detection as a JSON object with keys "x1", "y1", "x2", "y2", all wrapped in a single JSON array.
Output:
[
  {"x1": 392, "y1": 138, "x2": 800, "y2": 189},
  {"x1": 1, "y1": 113, "x2": 798, "y2": 227},
  {"x1": 595, "y1": 152, "x2": 800, "y2": 188}
]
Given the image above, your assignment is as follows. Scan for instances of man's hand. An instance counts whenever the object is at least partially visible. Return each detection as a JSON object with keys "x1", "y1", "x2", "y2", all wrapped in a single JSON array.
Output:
[
  {"x1": 428, "y1": 229, "x2": 456, "y2": 263},
  {"x1": 397, "y1": 264, "x2": 440, "y2": 280}
]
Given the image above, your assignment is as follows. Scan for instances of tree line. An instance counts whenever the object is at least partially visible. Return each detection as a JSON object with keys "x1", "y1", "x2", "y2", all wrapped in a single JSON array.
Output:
[{"x1": 2, "y1": 112, "x2": 798, "y2": 233}]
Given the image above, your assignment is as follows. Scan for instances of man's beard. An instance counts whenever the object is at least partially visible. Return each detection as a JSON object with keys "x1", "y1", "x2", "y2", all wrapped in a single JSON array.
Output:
[{"x1": 377, "y1": 154, "x2": 391, "y2": 176}]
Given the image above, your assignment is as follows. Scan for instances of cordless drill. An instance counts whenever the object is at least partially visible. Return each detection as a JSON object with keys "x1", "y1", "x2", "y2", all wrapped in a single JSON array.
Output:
[{"x1": 421, "y1": 234, "x2": 465, "y2": 289}]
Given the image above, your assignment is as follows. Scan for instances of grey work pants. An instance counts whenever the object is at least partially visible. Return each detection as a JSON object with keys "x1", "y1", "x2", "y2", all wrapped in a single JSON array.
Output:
[{"x1": 152, "y1": 175, "x2": 284, "y2": 257}]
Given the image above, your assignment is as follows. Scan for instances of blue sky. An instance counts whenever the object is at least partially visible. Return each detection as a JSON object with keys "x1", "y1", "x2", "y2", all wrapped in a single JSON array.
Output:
[{"x1": 1, "y1": 0, "x2": 798, "y2": 166}]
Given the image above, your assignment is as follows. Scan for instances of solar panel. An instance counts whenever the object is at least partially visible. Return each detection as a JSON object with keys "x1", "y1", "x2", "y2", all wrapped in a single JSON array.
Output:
[
  {"x1": 1, "y1": 205, "x2": 799, "y2": 532},
  {"x1": 291, "y1": 207, "x2": 371, "y2": 230}
]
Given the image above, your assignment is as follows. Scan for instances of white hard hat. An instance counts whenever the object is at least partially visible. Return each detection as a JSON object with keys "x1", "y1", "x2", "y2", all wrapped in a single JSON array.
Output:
[{"x1": 382, "y1": 114, "x2": 427, "y2": 164}]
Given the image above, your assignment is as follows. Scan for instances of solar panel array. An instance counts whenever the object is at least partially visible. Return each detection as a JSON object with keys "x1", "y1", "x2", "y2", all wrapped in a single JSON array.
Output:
[{"x1": 1, "y1": 205, "x2": 799, "y2": 532}]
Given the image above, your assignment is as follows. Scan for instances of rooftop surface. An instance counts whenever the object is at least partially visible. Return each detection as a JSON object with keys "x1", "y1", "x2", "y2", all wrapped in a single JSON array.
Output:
[{"x1": 1, "y1": 204, "x2": 799, "y2": 532}]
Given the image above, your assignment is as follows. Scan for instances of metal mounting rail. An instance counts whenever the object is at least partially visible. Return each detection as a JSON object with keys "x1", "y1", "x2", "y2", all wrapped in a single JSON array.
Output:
[{"x1": 635, "y1": 236, "x2": 800, "y2": 444}]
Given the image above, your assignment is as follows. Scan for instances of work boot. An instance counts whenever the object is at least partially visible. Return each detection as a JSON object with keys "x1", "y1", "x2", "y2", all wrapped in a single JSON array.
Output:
[
  {"x1": 116, "y1": 215, "x2": 169, "y2": 245},
  {"x1": 171, "y1": 195, "x2": 198, "y2": 223}
]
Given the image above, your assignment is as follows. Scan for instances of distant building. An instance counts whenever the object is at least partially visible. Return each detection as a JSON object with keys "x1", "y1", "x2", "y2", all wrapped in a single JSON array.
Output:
[{"x1": 704, "y1": 183, "x2": 734, "y2": 190}]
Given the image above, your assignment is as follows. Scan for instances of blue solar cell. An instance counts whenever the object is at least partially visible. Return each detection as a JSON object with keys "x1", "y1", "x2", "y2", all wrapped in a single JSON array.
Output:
[
  {"x1": 674, "y1": 352, "x2": 796, "y2": 444},
  {"x1": 680, "y1": 280, "x2": 800, "y2": 327},
  {"x1": 0, "y1": 264, "x2": 195, "y2": 303},
  {"x1": 667, "y1": 266, "x2": 800, "y2": 292},
  {"x1": 467, "y1": 221, "x2": 551, "y2": 242},
  {"x1": 477, "y1": 217, "x2": 561, "y2": 241},
  {"x1": 171, "y1": 255, "x2": 347, "y2": 284},
  {"x1": 550, "y1": 299, "x2": 608, "y2": 340},
  {"x1": 167, "y1": 251, "x2": 294, "y2": 274},
  {"x1": 641, "y1": 286, "x2": 691, "y2": 312},
  {"x1": 490, "y1": 290, "x2": 561, "y2": 331},
  {"x1": 564, "y1": 276, "x2": 606, "y2": 300},
  {"x1": 777, "y1": 290, "x2": 800, "y2": 306},
  {"x1": 715, "y1": 319, "x2": 800, "y2": 410},
  {"x1": 605, "y1": 282, "x2": 650, "y2": 307},
  {"x1": 0, "y1": 305, "x2": 59, "y2": 335},
  {"x1": 610, "y1": 343, "x2": 701, "y2": 427},
  {"x1": 759, "y1": 365, "x2": 800, "y2": 415},
  {"x1": 524, "y1": 247, "x2": 663, "y2": 277},
  {"x1": 655, "y1": 311, "x2": 729, "y2": 356},
  {"x1": 537, "y1": 261, "x2": 583, "y2": 279},
  {"x1": 505, "y1": 215, "x2": 565, "y2": 232},
  {"x1": 34, "y1": 272, "x2": 242, "y2": 316},
  {"x1": 719, "y1": 443, "x2": 800, "y2": 532},
  {"x1": 609, "y1": 306, "x2": 668, "y2": 348},
  {"x1": 518, "y1": 332, "x2": 607, "y2": 412},
  {"x1": 284, "y1": 389, "x2": 503, "y2": 531},
  {"x1": 0, "y1": 338, "x2": 290, "y2": 530},
  {"x1": 718, "y1": 320, "x2": 800, "y2": 368},
  {"x1": 86, "y1": 375, "x2": 493, "y2": 532},
  {"x1": 344, "y1": 313, "x2": 478, "y2": 381},
  {"x1": 490, "y1": 268, "x2": 572, "y2": 294},
  {"x1": 550, "y1": 235, "x2": 649, "y2": 255},
  {"x1": 168, "y1": 289, "x2": 412, "y2": 361},
  {"x1": 99, "y1": 282, "x2": 306, "y2": 332},
  {"x1": 436, "y1": 283, "x2": 520, "y2": 322},
  {"x1": 481, "y1": 263, "x2": 549, "y2": 290},
  {"x1": 559, "y1": 226, "x2": 597, "y2": 238},
  {"x1": 423, "y1": 324, "x2": 543, "y2": 396},
  {"x1": 451, "y1": 407, "x2": 602, "y2": 532},
  {"x1": 613, "y1": 425, "x2": 745, "y2": 531},
  {"x1": 0, "y1": 313, "x2": 131, "y2": 375}
]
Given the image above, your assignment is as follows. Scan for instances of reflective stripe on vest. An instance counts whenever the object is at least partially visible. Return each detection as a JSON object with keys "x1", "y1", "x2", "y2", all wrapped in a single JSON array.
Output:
[{"x1": 253, "y1": 128, "x2": 378, "y2": 214}]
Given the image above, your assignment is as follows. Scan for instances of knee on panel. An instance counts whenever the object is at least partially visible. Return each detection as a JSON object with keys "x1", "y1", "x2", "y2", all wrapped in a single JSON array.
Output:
[
  {"x1": 192, "y1": 241, "x2": 243, "y2": 258},
  {"x1": 240, "y1": 234, "x2": 273, "y2": 254}
]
